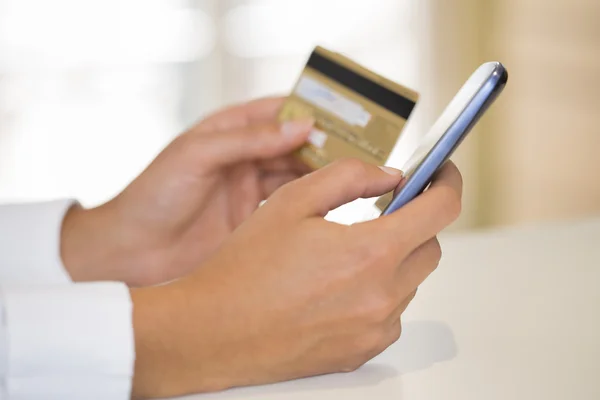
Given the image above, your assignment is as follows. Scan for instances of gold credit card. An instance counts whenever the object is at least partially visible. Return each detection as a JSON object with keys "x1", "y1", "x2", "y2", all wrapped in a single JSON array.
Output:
[
  {"x1": 279, "y1": 46, "x2": 419, "y2": 170},
  {"x1": 375, "y1": 190, "x2": 395, "y2": 212}
]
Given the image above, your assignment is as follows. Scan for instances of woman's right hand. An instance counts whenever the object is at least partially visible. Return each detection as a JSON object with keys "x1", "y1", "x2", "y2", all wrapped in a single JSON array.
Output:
[{"x1": 131, "y1": 159, "x2": 463, "y2": 399}]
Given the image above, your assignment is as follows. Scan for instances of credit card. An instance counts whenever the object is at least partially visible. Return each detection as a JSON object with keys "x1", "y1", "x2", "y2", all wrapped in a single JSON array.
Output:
[
  {"x1": 279, "y1": 46, "x2": 419, "y2": 170},
  {"x1": 375, "y1": 190, "x2": 396, "y2": 212}
]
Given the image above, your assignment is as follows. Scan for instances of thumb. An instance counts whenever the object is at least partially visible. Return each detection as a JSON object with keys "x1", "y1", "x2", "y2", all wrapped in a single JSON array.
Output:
[
  {"x1": 271, "y1": 159, "x2": 404, "y2": 218},
  {"x1": 192, "y1": 118, "x2": 314, "y2": 168}
]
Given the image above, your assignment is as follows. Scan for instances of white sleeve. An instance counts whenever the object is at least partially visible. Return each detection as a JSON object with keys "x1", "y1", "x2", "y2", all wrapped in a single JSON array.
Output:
[
  {"x1": 0, "y1": 283, "x2": 134, "y2": 400},
  {"x1": 0, "y1": 200, "x2": 75, "y2": 285},
  {"x1": 0, "y1": 201, "x2": 135, "y2": 399}
]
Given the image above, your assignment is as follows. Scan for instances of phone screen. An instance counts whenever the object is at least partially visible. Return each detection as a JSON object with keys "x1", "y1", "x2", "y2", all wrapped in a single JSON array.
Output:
[
  {"x1": 379, "y1": 62, "x2": 507, "y2": 216},
  {"x1": 400, "y1": 63, "x2": 500, "y2": 179}
]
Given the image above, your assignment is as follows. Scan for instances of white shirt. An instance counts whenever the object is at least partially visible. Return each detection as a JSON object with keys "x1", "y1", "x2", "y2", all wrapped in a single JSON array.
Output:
[{"x1": 0, "y1": 200, "x2": 134, "y2": 400}]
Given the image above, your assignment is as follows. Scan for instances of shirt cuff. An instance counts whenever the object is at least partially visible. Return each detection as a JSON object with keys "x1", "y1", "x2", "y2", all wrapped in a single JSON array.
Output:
[
  {"x1": 0, "y1": 200, "x2": 76, "y2": 285},
  {"x1": 2, "y1": 282, "x2": 134, "y2": 400}
]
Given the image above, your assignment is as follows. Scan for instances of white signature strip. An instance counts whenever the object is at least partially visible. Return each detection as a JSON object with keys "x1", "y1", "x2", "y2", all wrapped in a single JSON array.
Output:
[{"x1": 294, "y1": 75, "x2": 372, "y2": 128}]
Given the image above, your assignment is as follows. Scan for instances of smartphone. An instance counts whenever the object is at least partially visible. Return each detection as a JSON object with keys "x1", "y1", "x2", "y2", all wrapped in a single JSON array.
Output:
[{"x1": 381, "y1": 62, "x2": 508, "y2": 216}]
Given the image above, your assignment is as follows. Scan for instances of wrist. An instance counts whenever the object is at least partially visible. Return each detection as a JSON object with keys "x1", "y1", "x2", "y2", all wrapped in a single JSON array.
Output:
[
  {"x1": 131, "y1": 281, "x2": 208, "y2": 398},
  {"x1": 130, "y1": 284, "x2": 179, "y2": 398},
  {"x1": 60, "y1": 201, "x2": 130, "y2": 282},
  {"x1": 131, "y1": 272, "x2": 238, "y2": 398}
]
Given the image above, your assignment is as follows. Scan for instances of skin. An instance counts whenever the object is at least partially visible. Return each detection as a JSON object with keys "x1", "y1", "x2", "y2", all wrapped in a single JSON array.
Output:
[
  {"x1": 59, "y1": 97, "x2": 463, "y2": 399},
  {"x1": 130, "y1": 160, "x2": 462, "y2": 398},
  {"x1": 61, "y1": 97, "x2": 313, "y2": 286}
]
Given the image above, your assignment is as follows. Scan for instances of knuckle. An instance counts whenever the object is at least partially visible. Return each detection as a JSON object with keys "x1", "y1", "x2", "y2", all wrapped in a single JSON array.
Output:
[
  {"x1": 352, "y1": 327, "x2": 397, "y2": 366},
  {"x1": 417, "y1": 239, "x2": 443, "y2": 276},
  {"x1": 359, "y1": 330, "x2": 387, "y2": 354},
  {"x1": 340, "y1": 326, "x2": 401, "y2": 374},
  {"x1": 453, "y1": 163, "x2": 464, "y2": 188},
  {"x1": 350, "y1": 242, "x2": 393, "y2": 275},
  {"x1": 265, "y1": 122, "x2": 284, "y2": 136},
  {"x1": 440, "y1": 186, "x2": 462, "y2": 221},
  {"x1": 335, "y1": 158, "x2": 369, "y2": 181},
  {"x1": 362, "y1": 292, "x2": 397, "y2": 323},
  {"x1": 256, "y1": 124, "x2": 284, "y2": 148},
  {"x1": 269, "y1": 182, "x2": 289, "y2": 201},
  {"x1": 360, "y1": 241, "x2": 394, "y2": 266},
  {"x1": 391, "y1": 322, "x2": 403, "y2": 343},
  {"x1": 340, "y1": 360, "x2": 365, "y2": 373},
  {"x1": 429, "y1": 238, "x2": 443, "y2": 264},
  {"x1": 177, "y1": 130, "x2": 204, "y2": 153},
  {"x1": 269, "y1": 178, "x2": 299, "y2": 204}
]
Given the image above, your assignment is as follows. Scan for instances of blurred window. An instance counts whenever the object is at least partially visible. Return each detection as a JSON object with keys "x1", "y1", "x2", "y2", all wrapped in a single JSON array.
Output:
[{"x1": 0, "y1": 0, "x2": 421, "y2": 221}]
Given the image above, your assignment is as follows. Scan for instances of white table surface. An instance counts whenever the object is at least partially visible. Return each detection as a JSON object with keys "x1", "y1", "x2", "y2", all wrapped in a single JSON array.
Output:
[{"x1": 173, "y1": 217, "x2": 600, "y2": 400}]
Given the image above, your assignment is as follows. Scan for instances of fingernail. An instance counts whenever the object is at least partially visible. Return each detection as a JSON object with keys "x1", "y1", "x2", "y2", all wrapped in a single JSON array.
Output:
[
  {"x1": 378, "y1": 166, "x2": 403, "y2": 176},
  {"x1": 281, "y1": 118, "x2": 315, "y2": 138}
]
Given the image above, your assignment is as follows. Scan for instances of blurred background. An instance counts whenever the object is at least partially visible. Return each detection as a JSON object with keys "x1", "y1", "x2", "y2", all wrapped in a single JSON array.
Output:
[{"x1": 0, "y1": 0, "x2": 598, "y2": 230}]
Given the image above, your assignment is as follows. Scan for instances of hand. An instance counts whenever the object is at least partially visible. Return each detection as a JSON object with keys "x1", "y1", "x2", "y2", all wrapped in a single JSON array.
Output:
[
  {"x1": 130, "y1": 159, "x2": 463, "y2": 398},
  {"x1": 61, "y1": 97, "x2": 314, "y2": 286}
]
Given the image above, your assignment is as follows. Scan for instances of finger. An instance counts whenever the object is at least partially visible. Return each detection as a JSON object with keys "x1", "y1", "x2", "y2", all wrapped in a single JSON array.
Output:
[
  {"x1": 272, "y1": 159, "x2": 404, "y2": 218},
  {"x1": 358, "y1": 161, "x2": 462, "y2": 252},
  {"x1": 364, "y1": 319, "x2": 403, "y2": 363},
  {"x1": 258, "y1": 155, "x2": 312, "y2": 175},
  {"x1": 198, "y1": 97, "x2": 285, "y2": 132},
  {"x1": 258, "y1": 157, "x2": 290, "y2": 173},
  {"x1": 261, "y1": 172, "x2": 302, "y2": 198},
  {"x1": 393, "y1": 176, "x2": 408, "y2": 197},
  {"x1": 190, "y1": 119, "x2": 313, "y2": 169},
  {"x1": 228, "y1": 164, "x2": 262, "y2": 226},
  {"x1": 387, "y1": 319, "x2": 403, "y2": 345},
  {"x1": 395, "y1": 237, "x2": 442, "y2": 295},
  {"x1": 391, "y1": 289, "x2": 418, "y2": 321}
]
